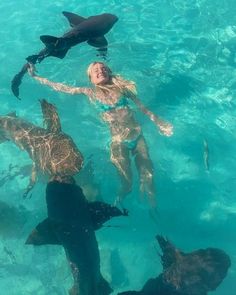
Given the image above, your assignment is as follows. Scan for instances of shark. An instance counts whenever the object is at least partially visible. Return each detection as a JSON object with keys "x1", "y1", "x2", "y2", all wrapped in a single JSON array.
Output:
[
  {"x1": 118, "y1": 235, "x2": 231, "y2": 295},
  {"x1": 11, "y1": 11, "x2": 118, "y2": 98},
  {"x1": 26, "y1": 180, "x2": 128, "y2": 295},
  {"x1": 0, "y1": 99, "x2": 83, "y2": 197}
]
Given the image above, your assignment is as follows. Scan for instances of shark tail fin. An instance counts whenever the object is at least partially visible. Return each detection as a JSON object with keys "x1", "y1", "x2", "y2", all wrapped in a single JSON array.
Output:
[{"x1": 11, "y1": 63, "x2": 30, "y2": 99}]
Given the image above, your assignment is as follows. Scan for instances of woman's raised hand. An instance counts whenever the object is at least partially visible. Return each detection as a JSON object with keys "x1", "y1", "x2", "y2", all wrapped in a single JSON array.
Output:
[{"x1": 158, "y1": 121, "x2": 174, "y2": 137}]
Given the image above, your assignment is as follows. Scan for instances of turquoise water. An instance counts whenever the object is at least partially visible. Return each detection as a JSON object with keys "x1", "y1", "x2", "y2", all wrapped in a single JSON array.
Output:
[{"x1": 0, "y1": 0, "x2": 236, "y2": 294}]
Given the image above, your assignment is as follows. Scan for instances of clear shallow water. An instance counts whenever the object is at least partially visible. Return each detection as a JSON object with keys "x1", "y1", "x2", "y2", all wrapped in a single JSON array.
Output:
[{"x1": 0, "y1": 0, "x2": 236, "y2": 294}]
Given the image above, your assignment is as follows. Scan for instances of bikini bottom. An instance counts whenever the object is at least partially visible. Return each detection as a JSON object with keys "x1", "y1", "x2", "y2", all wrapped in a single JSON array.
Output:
[{"x1": 122, "y1": 133, "x2": 142, "y2": 150}]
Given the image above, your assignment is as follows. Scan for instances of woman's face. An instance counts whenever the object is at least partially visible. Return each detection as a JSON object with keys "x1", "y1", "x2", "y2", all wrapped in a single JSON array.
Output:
[{"x1": 89, "y1": 63, "x2": 110, "y2": 85}]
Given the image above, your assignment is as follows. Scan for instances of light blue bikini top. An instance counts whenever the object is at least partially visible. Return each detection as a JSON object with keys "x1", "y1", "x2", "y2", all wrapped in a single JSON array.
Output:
[{"x1": 94, "y1": 96, "x2": 129, "y2": 112}]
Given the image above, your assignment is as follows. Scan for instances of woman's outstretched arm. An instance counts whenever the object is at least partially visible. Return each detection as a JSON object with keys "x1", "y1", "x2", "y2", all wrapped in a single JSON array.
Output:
[
  {"x1": 126, "y1": 91, "x2": 173, "y2": 137},
  {"x1": 28, "y1": 63, "x2": 93, "y2": 96}
]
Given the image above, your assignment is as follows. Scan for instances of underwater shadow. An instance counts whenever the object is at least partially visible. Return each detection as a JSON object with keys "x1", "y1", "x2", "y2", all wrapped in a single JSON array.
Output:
[{"x1": 155, "y1": 73, "x2": 204, "y2": 105}]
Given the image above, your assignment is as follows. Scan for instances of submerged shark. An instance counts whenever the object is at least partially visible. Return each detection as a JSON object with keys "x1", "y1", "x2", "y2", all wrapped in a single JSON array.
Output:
[
  {"x1": 119, "y1": 235, "x2": 231, "y2": 295},
  {"x1": 0, "y1": 99, "x2": 83, "y2": 197},
  {"x1": 26, "y1": 180, "x2": 128, "y2": 295},
  {"x1": 11, "y1": 11, "x2": 118, "y2": 98}
]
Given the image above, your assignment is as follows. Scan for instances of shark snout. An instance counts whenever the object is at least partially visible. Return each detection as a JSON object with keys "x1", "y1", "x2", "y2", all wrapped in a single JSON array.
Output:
[{"x1": 102, "y1": 13, "x2": 118, "y2": 26}]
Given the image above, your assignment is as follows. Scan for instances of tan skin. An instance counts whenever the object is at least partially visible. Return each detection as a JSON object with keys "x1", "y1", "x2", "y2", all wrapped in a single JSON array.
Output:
[{"x1": 28, "y1": 62, "x2": 173, "y2": 207}]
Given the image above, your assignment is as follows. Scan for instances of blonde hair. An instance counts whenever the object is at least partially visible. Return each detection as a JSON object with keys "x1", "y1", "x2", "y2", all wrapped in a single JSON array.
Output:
[{"x1": 87, "y1": 62, "x2": 137, "y2": 95}]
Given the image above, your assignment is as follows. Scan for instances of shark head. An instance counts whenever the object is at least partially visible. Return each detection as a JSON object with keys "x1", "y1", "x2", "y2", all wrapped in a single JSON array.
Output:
[
  {"x1": 101, "y1": 13, "x2": 118, "y2": 29},
  {"x1": 84, "y1": 13, "x2": 118, "y2": 36}
]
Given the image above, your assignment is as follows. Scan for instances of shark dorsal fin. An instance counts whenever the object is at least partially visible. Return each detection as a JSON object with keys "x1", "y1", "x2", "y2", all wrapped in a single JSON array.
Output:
[
  {"x1": 39, "y1": 99, "x2": 61, "y2": 133},
  {"x1": 62, "y1": 11, "x2": 86, "y2": 27}
]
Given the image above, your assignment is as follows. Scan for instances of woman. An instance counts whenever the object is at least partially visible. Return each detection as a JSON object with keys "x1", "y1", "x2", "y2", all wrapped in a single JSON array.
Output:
[{"x1": 28, "y1": 62, "x2": 173, "y2": 207}]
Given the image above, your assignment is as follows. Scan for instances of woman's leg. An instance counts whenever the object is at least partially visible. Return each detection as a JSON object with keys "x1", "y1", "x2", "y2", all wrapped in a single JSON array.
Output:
[
  {"x1": 110, "y1": 141, "x2": 132, "y2": 204},
  {"x1": 132, "y1": 136, "x2": 156, "y2": 207}
]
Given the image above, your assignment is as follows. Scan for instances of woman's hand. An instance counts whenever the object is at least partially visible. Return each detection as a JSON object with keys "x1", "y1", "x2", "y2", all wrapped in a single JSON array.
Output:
[
  {"x1": 158, "y1": 121, "x2": 173, "y2": 136},
  {"x1": 27, "y1": 63, "x2": 37, "y2": 77}
]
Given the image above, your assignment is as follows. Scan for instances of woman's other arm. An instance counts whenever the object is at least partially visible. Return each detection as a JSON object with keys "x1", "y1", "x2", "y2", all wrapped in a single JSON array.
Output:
[
  {"x1": 126, "y1": 91, "x2": 173, "y2": 137},
  {"x1": 28, "y1": 63, "x2": 93, "y2": 96}
]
